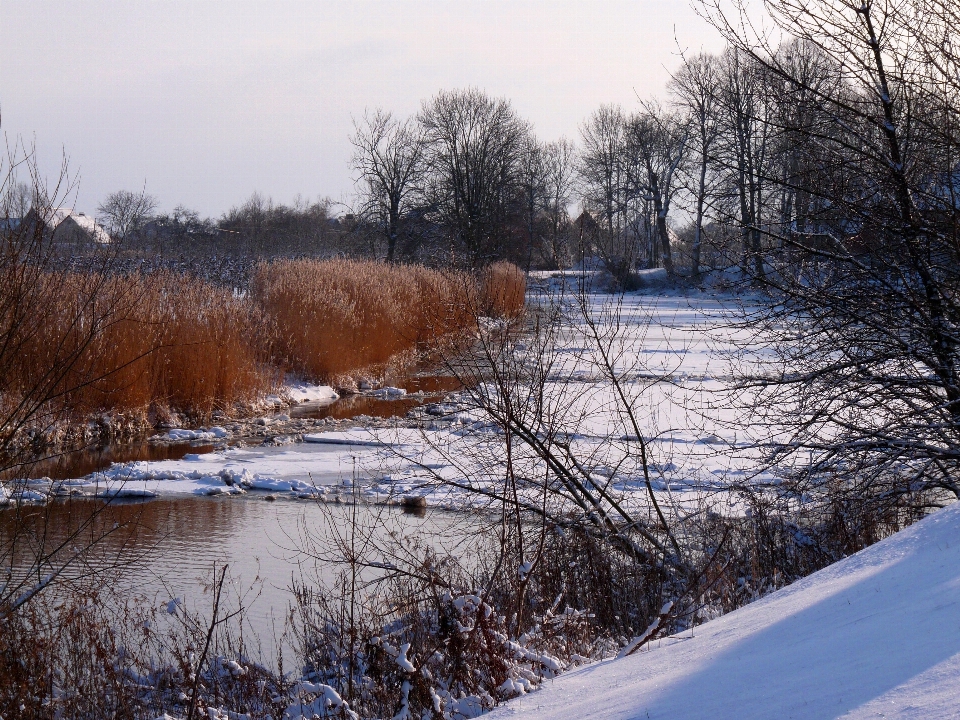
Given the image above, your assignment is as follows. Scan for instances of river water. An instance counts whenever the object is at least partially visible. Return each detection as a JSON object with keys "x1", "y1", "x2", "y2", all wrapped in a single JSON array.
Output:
[
  {"x1": 2, "y1": 373, "x2": 474, "y2": 663},
  {"x1": 2, "y1": 493, "x2": 479, "y2": 664}
]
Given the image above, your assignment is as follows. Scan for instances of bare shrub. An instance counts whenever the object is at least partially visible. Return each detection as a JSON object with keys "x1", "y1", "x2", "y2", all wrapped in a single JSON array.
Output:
[
  {"x1": 0, "y1": 573, "x2": 294, "y2": 720},
  {"x1": 290, "y1": 503, "x2": 616, "y2": 720}
]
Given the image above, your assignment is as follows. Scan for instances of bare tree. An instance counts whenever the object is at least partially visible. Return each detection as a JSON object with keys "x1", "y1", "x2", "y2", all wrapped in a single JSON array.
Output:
[
  {"x1": 712, "y1": 48, "x2": 774, "y2": 279},
  {"x1": 1, "y1": 180, "x2": 31, "y2": 220},
  {"x1": 517, "y1": 136, "x2": 547, "y2": 269},
  {"x1": 670, "y1": 53, "x2": 720, "y2": 277},
  {"x1": 541, "y1": 138, "x2": 577, "y2": 269},
  {"x1": 350, "y1": 110, "x2": 426, "y2": 262},
  {"x1": 626, "y1": 103, "x2": 690, "y2": 275},
  {"x1": 578, "y1": 105, "x2": 637, "y2": 283},
  {"x1": 693, "y1": 0, "x2": 960, "y2": 513},
  {"x1": 419, "y1": 88, "x2": 532, "y2": 266},
  {"x1": 97, "y1": 188, "x2": 157, "y2": 243}
]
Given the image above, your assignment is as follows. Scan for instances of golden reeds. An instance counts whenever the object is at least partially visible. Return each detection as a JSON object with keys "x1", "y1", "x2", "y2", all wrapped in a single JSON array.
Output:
[
  {"x1": 8, "y1": 272, "x2": 274, "y2": 422},
  {"x1": 3, "y1": 259, "x2": 525, "y2": 424},
  {"x1": 481, "y1": 260, "x2": 527, "y2": 318},
  {"x1": 252, "y1": 258, "x2": 487, "y2": 381}
]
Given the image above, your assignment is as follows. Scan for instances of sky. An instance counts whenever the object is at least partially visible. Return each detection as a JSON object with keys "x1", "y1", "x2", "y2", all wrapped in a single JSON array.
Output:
[{"x1": 1, "y1": 1, "x2": 726, "y2": 217}]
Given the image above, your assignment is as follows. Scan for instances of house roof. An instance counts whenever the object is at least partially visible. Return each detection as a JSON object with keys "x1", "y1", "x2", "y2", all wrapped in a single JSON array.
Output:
[
  {"x1": 68, "y1": 212, "x2": 112, "y2": 244},
  {"x1": 33, "y1": 206, "x2": 112, "y2": 243}
]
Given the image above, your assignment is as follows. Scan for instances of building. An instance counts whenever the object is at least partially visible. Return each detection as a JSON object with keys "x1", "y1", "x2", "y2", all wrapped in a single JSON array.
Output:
[{"x1": 22, "y1": 206, "x2": 112, "y2": 245}]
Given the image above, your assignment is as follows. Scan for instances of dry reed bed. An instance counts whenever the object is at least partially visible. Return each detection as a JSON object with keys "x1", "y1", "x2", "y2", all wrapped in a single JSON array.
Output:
[
  {"x1": 7, "y1": 271, "x2": 274, "y2": 422},
  {"x1": 3, "y1": 259, "x2": 525, "y2": 428},
  {"x1": 251, "y1": 258, "x2": 498, "y2": 380}
]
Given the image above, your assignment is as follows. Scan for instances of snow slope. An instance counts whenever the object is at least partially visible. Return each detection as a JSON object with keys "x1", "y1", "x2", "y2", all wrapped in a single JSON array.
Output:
[{"x1": 490, "y1": 502, "x2": 960, "y2": 719}]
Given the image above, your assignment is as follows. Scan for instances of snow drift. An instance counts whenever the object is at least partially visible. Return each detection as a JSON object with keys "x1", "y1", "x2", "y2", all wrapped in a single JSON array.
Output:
[{"x1": 490, "y1": 501, "x2": 960, "y2": 719}]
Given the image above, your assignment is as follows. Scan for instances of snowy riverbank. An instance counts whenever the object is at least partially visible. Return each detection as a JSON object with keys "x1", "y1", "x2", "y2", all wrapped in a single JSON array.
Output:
[
  {"x1": 488, "y1": 498, "x2": 960, "y2": 719},
  {"x1": 5, "y1": 292, "x2": 780, "y2": 512}
]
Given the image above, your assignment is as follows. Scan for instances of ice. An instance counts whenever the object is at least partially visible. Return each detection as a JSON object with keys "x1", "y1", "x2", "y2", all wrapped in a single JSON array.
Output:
[
  {"x1": 370, "y1": 386, "x2": 407, "y2": 398},
  {"x1": 162, "y1": 427, "x2": 230, "y2": 442}
]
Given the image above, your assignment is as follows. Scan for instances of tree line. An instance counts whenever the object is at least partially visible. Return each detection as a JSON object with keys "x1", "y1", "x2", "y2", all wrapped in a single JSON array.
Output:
[
  {"x1": 8, "y1": 0, "x2": 956, "y2": 297},
  {"x1": 351, "y1": 3, "x2": 956, "y2": 289}
]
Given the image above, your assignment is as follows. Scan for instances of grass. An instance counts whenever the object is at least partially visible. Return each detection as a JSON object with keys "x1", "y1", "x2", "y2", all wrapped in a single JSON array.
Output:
[
  {"x1": 6, "y1": 271, "x2": 274, "y2": 425},
  {"x1": 481, "y1": 260, "x2": 527, "y2": 318},
  {"x1": 1, "y1": 259, "x2": 525, "y2": 436}
]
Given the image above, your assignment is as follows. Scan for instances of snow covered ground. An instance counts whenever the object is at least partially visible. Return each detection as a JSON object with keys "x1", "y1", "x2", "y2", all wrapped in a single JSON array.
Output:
[{"x1": 489, "y1": 499, "x2": 960, "y2": 719}]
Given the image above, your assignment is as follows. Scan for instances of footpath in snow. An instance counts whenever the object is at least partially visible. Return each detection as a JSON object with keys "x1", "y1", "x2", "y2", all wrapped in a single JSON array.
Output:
[{"x1": 490, "y1": 500, "x2": 960, "y2": 720}]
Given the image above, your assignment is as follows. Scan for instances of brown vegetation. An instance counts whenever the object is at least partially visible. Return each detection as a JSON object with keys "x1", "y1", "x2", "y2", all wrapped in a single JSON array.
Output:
[
  {"x1": 1, "y1": 255, "x2": 525, "y2": 456},
  {"x1": 480, "y1": 260, "x2": 527, "y2": 318},
  {"x1": 4, "y1": 271, "x2": 274, "y2": 427},
  {"x1": 252, "y1": 258, "x2": 524, "y2": 381}
]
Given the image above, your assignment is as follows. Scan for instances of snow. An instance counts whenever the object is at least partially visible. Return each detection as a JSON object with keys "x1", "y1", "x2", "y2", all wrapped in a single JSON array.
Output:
[
  {"x1": 283, "y1": 381, "x2": 339, "y2": 404},
  {"x1": 489, "y1": 501, "x2": 960, "y2": 719},
  {"x1": 160, "y1": 426, "x2": 230, "y2": 442},
  {"x1": 396, "y1": 643, "x2": 416, "y2": 672}
]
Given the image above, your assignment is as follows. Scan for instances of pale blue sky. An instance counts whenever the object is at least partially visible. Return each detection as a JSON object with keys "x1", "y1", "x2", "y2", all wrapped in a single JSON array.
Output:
[{"x1": 1, "y1": 1, "x2": 724, "y2": 216}]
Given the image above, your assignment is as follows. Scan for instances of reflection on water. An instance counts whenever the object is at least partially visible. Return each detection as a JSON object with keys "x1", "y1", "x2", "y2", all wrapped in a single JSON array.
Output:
[
  {"x1": 289, "y1": 374, "x2": 465, "y2": 421},
  {"x1": 13, "y1": 375, "x2": 465, "y2": 482},
  {"x1": 7, "y1": 441, "x2": 216, "y2": 482},
  {"x1": 1, "y1": 495, "x2": 474, "y2": 661},
  {"x1": 404, "y1": 375, "x2": 466, "y2": 395},
  {"x1": 289, "y1": 395, "x2": 421, "y2": 420}
]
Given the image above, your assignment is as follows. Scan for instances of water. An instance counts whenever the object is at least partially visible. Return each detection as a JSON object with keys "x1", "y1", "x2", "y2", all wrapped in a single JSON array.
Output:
[
  {"x1": 2, "y1": 373, "x2": 473, "y2": 663},
  {"x1": 289, "y1": 374, "x2": 464, "y2": 420},
  {"x1": 13, "y1": 374, "x2": 464, "y2": 482},
  {"x1": 10, "y1": 440, "x2": 216, "y2": 481},
  {"x1": 2, "y1": 494, "x2": 477, "y2": 662}
]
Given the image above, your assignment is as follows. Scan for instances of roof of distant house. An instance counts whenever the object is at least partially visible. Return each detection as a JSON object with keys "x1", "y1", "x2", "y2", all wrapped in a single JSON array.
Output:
[
  {"x1": 32, "y1": 206, "x2": 111, "y2": 243},
  {"x1": 68, "y1": 212, "x2": 112, "y2": 244}
]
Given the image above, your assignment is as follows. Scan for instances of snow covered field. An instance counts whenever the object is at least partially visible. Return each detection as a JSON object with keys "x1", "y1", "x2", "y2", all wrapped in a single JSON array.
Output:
[{"x1": 489, "y1": 498, "x2": 960, "y2": 720}]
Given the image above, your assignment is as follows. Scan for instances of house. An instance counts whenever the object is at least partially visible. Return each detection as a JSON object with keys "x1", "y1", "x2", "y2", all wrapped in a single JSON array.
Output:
[{"x1": 22, "y1": 206, "x2": 112, "y2": 245}]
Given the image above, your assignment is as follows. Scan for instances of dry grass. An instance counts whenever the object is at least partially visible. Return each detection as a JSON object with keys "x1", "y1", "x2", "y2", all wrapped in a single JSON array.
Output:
[
  {"x1": 5, "y1": 271, "x2": 274, "y2": 425},
  {"x1": 252, "y1": 258, "x2": 516, "y2": 381},
  {"x1": 2, "y1": 259, "x2": 525, "y2": 436},
  {"x1": 76, "y1": 272, "x2": 275, "y2": 418},
  {"x1": 481, "y1": 260, "x2": 527, "y2": 318}
]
